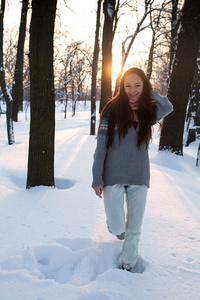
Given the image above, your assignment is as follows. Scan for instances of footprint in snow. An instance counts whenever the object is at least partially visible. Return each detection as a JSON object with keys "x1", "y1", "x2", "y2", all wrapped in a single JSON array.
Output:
[{"x1": 0, "y1": 238, "x2": 149, "y2": 286}]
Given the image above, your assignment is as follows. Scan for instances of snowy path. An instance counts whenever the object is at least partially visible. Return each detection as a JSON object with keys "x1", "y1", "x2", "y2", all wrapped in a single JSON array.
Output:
[{"x1": 0, "y1": 110, "x2": 200, "y2": 300}]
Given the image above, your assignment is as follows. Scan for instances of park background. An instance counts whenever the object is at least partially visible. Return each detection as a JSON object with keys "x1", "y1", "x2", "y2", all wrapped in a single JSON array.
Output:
[{"x1": 0, "y1": 1, "x2": 200, "y2": 299}]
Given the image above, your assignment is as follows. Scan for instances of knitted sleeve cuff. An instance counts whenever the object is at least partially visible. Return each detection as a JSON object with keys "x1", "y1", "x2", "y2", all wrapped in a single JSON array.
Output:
[{"x1": 151, "y1": 90, "x2": 173, "y2": 120}]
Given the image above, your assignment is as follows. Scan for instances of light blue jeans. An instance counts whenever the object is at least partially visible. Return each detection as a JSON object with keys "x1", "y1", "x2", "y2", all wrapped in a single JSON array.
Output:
[{"x1": 103, "y1": 184, "x2": 148, "y2": 268}]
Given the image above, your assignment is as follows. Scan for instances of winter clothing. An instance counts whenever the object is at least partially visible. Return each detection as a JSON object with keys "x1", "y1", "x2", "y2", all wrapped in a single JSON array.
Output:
[
  {"x1": 129, "y1": 97, "x2": 140, "y2": 110},
  {"x1": 103, "y1": 184, "x2": 148, "y2": 268},
  {"x1": 92, "y1": 90, "x2": 173, "y2": 270},
  {"x1": 92, "y1": 91, "x2": 173, "y2": 188}
]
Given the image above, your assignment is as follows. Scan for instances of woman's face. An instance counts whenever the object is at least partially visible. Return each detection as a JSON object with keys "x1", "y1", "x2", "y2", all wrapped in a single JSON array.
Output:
[{"x1": 124, "y1": 73, "x2": 144, "y2": 101}]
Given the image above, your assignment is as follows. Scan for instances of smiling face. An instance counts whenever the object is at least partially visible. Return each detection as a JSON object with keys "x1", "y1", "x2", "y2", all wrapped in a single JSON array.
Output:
[{"x1": 124, "y1": 73, "x2": 144, "y2": 101}]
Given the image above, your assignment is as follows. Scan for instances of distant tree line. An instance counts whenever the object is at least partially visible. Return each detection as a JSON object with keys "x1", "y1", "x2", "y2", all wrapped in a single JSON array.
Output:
[{"x1": 0, "y1": 0, "x2": 200, "y2": 188}]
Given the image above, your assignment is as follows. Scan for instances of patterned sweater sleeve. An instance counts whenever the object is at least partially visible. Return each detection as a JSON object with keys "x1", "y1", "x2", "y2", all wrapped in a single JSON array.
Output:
[
  {"x1": 92, "y1": 114, "x2": 108, "y2": 187},
  {"x1": 151, "y1": 90, "x2": 173, "y2": 121}
]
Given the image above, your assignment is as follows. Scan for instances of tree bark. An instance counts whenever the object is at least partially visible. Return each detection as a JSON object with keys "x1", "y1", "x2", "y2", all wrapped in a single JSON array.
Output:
[
  {"x1": 12, "y1": 0, "x2": 29, "y2": 121},
  {"x1": 100, "y1": 0, "x2": 116, "y2": 113},
  {"x1": 159, "y1": 0, "x2": 200, "y2": 155},
  {"x1": 26, "y1": 0, "x2": 57, "y2": 188},
  {"x1": 146, "y1": 1, "x2": 164, "y2": 80},
  {"x1": 0, "y1": 0, "x2": 15, "y2": 145},
  {"x1": 90, "y1": 0, "x2": 102, "y2": 135},
  {"x1": 168, "y1": 0, "x2": 180, "y2": 76},
  {"x1": 186, "y1": 50, "x2": 200, "y2": 127},
  {"x1": 146, "y1": 33, "x2": 155, "y2": 80}
]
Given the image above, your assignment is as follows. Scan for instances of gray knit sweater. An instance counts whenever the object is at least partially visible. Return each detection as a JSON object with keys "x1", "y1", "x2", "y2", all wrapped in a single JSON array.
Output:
[{"x1": 92, "y1": 91, "x2": 173, "y2": 188}]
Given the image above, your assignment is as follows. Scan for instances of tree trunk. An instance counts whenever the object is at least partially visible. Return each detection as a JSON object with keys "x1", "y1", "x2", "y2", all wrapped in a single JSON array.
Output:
[
  {"x1": 64, "y1": 67, "x2": 68, "y2": 119},
  {"x1": 185, "y1": 48, "x2": 200, "y2": 146},
  {"x1": 196, "y1": 142, "x2": 200, "y2": 166},
  {"x1": 146, "y1": 1, "x2": 164, "y2": 80},
  {"x1": 12, "y1": 0, "x2": 29, "y2": 121},
  {"x1": 99, "y1": 0, "x2": 116, "y2": 113},
  {"x1": 90, "y1": 0, "x2": 102, "y2": 135},
  {"x1": 186, "y1": 50, "x2": 200, "y2": 127},
  {"x1": 70, "y1": 61, "x2": 75, "y2": 117},
  {"x1": 0, "y1": 0, "x2": 15, "y2": 145},
  {"x1": 159, "y1": 0, "x2": 200, "y2": 155},
  {"x1": 194, "y1": 49, "x2": 200, "y2": 126},
  {"x1": 146, "y1": 33, "x2": 155, "y2": 80},
  {"x1": 26, "y1": 0, "x2": 57, "y2": 188},
  {"x1": 169, "y1": 0, "x2": 180, "y2": 76}
]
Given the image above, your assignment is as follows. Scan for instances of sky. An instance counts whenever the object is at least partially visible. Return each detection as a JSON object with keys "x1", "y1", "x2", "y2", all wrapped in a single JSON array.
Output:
[
  {"x1": 4, "y1": 0, "x2": 97, "y2": 46},
  {"x1": 56, "y1": 0, "x2": 97, "y2": 44}
]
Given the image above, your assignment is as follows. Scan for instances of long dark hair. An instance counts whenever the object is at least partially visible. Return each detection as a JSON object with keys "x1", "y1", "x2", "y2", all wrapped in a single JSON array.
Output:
[{"x1": 100, "y1": 67, "x2": 157, "y2": 148}]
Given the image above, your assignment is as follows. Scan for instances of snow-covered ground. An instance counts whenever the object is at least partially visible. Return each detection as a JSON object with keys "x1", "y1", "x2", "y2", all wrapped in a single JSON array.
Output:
[{"x1": 0, "y1": 103, "x2": 200, "y2": 300}]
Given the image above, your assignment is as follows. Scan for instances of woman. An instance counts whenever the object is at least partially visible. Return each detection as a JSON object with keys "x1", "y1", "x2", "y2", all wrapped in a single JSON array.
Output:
[{"x1": 92, "y1": 67, "x2": 173, "y2": 271}]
